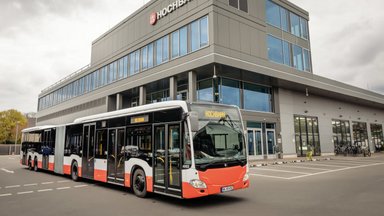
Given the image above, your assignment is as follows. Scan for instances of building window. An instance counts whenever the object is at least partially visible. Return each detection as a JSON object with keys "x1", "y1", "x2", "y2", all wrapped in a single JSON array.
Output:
[
  {"x1": 229, "y1": 0, "x2": 248, "y2": 13},
  {"x1": 290, "y1": 13, "x2": 300, "y2": 37},
  {"x1": 141, "y1": 46, "x2": 148, "y2": 70},
  {"x1": 171, "y1": 30, "x2": 180, "y2": 59},
  {"x1": 146, "y1": 89, "x2": 169, "y2": 104},
  {"x1": 200, "y1": 16, "x2": 209, "y2": 47},
  {"x1": 352, "y1": 122, "x2": 369, "y2": 148},
  {"x1": 243, "y1": 82, "x2": 272, "y2": 112},
  {"x1": 371, "y1": 124, "x2": 384, "y2": 152},
  {"x1": 191, "y1": 20, "x2": 200, "y2": 52},
  {"x1": 266, "y1": 0, "x2": 309, "y2": 40},
  {"x1": 303, "y1": 49, "x2": 312, "y2": 72},
  {"x1": 266, "y1": 0, "x2": 281, "y2": 28},
  {"x1": 294, "y1": 116, "x2": 321, "y2": 157},
  {"x1": 293, "y1": 45, "x2": 303, "y2": 71},
  {"x1": 156, "y1": 36, "x2": 169, "y2": 65},
  {"x1": 283, "y1": 41, "x2": 291, "y2": 66},
  {"x1": 197, "y1": 79, "x2": 213, "y2": 102},
  {"x1": 180, "y1": 26, "x2": 188, "y2": 56},
  {"x1": 220, "y1": 78, "x2": 241, "y2": 107},
  {"x1": 147, "y1": 43, "x2": 154, "y2": 69},
  {"x1": 332, "y1": 119, "x2": 352, "y2": 155},
  {"x1": 267, "y1": 35, "x2": 284, "y2": 64}
]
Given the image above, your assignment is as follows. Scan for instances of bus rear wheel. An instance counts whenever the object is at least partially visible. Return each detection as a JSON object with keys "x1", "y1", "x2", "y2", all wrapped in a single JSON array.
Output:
[
  {"x1": 132, "y1": 169, "x2": 147, "y2": 198},
  {"x1": 28, "y1": 157, "x2": 32, "y2": 170},
  {"x1": 71, "y1": 161, "x2": 79, "y2": 182},
  {"x1": 34, "y1": 158, "x2": 38, "y2": 172}
]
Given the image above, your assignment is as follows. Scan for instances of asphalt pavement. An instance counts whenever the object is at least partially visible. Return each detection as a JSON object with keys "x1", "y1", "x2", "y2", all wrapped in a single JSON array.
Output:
[{"x1": 1, "y1": 154, "x2": 384, "y2": 216}]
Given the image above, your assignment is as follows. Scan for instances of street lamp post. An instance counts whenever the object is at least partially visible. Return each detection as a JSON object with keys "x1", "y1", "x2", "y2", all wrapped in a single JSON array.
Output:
[{"x1": 14, "y1": 121, "x2": 19, "y2": 155}]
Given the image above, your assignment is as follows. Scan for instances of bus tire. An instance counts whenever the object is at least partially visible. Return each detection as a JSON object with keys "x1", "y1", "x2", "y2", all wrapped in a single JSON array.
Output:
[
  {"x1": 34, "y1": 157, "x2": 38, "y2": 172},
  {"x1": 132, "y1": 168, "x2": 147, "y2": 198},
  {"x1": 71, "y1": 161, "x2": 79, "y2": 182},
  {"x1": 28, "y1": 157, "x2": 32, "y2": 170}
]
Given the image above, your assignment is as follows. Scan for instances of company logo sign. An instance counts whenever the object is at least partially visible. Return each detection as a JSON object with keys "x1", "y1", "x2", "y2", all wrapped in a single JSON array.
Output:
[{"x1": 150, "y1": 0, "x2": 192, "y2": 25}]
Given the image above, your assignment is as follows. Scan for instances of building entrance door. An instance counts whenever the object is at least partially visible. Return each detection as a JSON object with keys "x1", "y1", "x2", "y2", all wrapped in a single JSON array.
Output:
[
  {"x1": 266, "y1": 129, "x2": 277, "y2": 159},
  {"x1": 247, "y1": 129, "x2": 263, "y2": 160}
]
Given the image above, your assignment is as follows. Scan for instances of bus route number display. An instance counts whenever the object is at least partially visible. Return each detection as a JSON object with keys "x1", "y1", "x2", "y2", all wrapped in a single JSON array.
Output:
[{"x1": 131, "y1": 115, "x2": 149, "y2": 124}]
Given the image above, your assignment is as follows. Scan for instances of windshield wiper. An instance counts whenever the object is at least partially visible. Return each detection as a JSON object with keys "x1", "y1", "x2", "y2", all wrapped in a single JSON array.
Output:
[
  {"x1": 227, "y1": 157, "x2": 246, "y2": 166},
  {"x1": 198, "y1": 160, "x2": 224, "y2": 170},
  {"x1": 219, "y1": 114, "x2": 240, "y2": 131}
]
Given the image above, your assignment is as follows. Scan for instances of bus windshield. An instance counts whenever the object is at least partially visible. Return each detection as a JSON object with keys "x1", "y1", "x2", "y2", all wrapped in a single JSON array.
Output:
[{"x1": 189, "y1": 104, "x2": 246, "y2": 169}]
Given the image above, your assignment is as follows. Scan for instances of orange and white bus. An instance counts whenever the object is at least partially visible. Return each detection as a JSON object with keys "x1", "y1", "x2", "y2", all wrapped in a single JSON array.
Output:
[{"x1": 21, "y1": 101, "x2": 249, "y2": 198}]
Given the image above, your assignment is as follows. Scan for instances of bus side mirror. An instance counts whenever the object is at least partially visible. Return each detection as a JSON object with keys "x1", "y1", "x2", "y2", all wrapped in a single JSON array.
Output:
[{"x1": 189, "y1": 111, "x2": 199, "y2": 132}]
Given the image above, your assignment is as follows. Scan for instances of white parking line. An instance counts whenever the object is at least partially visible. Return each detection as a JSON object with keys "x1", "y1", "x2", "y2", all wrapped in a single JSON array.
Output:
[
  {"x1": 57, "y1": 180, "x2": 70, "y2": 183},
  {"x1": 1, "y1": 168, "x2": 14, "y2": 174},
  {"x1": 251, "y1": 167, "x2": 311, "y2": 175},
  {"x1": 38, "y1": 189, "x2": 53, "y2": 192},
  {"x1": 250, "y1": 173, "x2": 291, "y2": 180},
  {"x1": 298, "y1": 163, "x2": 349, "y2": 168},
  {"x1": 41, "y1": 182, "x2": 54, "y2": 185},
  {"x1": 0, "y1": 193, "x2": 12, "y2": 197},
  {"x1": 288, "y1": 162, "x2": 384, "y2": 180},
  {"x1": 24, "y1": 183, "x2": 38, "y2": 187},
  {"x1": 282, "y1": 165, "x2": 330, "y2": 171},
  {"x1": 74, "y1": 185, "x2": 88, "y2": 188},
  {"x1": 329, "y1": 160, "x2": 372, "y2": 165},
  {"x1": 5, "y1": 185, "x2": 20, "y2": 189},
  {"x1": 17, "y1": 191, "x2": 34, "y2": 195},
  {"x1": 57, "y1": 187, "x2": 71, "y2": 190}
]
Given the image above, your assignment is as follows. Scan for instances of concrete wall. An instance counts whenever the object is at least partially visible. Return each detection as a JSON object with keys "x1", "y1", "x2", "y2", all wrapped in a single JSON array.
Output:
[{"x1": 279, "y1": 88, "x2": 384, "y2": 157}]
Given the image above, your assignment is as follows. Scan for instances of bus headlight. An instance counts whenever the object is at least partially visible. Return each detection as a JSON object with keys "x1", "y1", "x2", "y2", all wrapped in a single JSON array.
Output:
[
  {"x1": 189, "y1": 179, "x2": 207, "y2": 189},
  {"x1": 243, "y1": 173, "x2": 249, "y2": 182}
]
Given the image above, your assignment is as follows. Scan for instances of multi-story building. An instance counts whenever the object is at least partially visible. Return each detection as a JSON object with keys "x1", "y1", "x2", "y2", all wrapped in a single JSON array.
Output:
[{"x1": 36, "y1": 0, "x2": 384, "y2": 159}]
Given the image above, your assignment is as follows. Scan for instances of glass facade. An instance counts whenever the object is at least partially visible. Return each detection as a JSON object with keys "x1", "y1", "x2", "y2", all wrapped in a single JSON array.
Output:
[
  {"x1": 294, "y1": 116, "x2": 320, "y2": 157},
  {"x1": 332, "y1": 119, "x2": 352, "y2": 155},
  {"x1": 38, "y1": 16, "x2": 209, "y2": 111},
  {"x1": 371, "y1": 124, "x2": 384, "y2": 152},
  {"x1": 197, "y1": 78, "x2": 273, "y2": 113},
  {"x1": 266, "y1": 0, "x2": 309, "y2": 40},
  {"x1": 267, "y1": 35, "x2": 312, "y2": 72},
  {"x1": 352, "y1": 122, "x2": 369, "y2": 148}
]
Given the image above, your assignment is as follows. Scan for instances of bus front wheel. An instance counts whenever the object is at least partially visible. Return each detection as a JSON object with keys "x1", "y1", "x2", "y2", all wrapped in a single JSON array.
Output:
[{"x1": 132, "y1": 169, "x2": 147, "y2": 198}]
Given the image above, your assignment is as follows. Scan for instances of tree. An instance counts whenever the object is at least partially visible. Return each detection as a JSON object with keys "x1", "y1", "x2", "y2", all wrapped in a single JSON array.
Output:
[{"x1": 0, "y1": 109, "x2": 27, "y2": 144}]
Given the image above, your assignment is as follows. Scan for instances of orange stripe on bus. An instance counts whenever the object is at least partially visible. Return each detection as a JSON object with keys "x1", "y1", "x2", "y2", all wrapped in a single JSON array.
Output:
[
  {"x1": 94, "y1": 169, "x2": 107, "y2": 182},
  {"x1": 146, "y1": 176, "x2": 153, "y2": 192},
  {"x1": 63, "y1": 165, "x2": 71, "y2": 175},
  {"x1": 124, "y1": 173, "x2": 131, "y2": 187},
  {"x1": 38, "y1": 161, "x2": 43, "y2": 169},
  {"x1": 48, "y1": 163, "x2": 54, "y2": 171}
]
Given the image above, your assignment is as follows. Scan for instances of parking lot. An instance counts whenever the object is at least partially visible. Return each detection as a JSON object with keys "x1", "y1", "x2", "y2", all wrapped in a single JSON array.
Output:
[
  {"x1": 1, "y1": 154, "x2": 384, "y2": 216},
  {"x1": 250, "y1": 156, "x2": 384, "y2": 180}
]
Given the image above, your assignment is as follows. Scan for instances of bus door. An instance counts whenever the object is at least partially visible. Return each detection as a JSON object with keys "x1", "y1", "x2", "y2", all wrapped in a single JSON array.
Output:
[
  {"x1": 82, "y1": 124, "x2": 96, "y2": 179},
  {"x1": 153, "y1": 123, "x2": 182, "y2": 197},
  {"x1": 42, "y1": 129, "x2": 51, "y2": 169},
  {"x1": 107, "y1": 128, "x2": 125, "y2": 184}
]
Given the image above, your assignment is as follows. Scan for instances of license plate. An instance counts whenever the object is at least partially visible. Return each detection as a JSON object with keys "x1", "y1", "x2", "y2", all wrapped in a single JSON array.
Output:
[{"x1": 221, "y1": 186, "x2": 234, "y2": 193}]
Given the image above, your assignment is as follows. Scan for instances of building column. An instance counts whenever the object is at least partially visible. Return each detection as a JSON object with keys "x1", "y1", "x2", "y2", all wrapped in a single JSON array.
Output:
[
  {"x1": 169, "y1": 76, "x2": 178, "y2": 100},
  {"x1": 188, "y1": 71, "x2": 197, "y2": 102},
  {"x1": 116, "y1": 93, "x2": 123, "y2": 110},
  {"x1": 139, "y1": 86, "x2": 146, "y2": 106}
]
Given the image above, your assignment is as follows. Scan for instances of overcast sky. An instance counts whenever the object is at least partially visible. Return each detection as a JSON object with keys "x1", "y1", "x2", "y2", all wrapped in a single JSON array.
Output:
[{"x1": 0, "y1": 0, "x2": 383, "y2": 113}]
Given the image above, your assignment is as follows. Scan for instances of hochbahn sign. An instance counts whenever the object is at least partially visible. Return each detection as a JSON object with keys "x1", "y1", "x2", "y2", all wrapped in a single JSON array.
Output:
[{"x1": 150, "y1": 0, "x2": 192, "y2": 25}]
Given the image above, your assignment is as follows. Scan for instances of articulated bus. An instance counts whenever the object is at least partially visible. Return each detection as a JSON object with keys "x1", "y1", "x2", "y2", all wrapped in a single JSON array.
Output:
[{"x1": 21, "y1": 101, "x2": 249, "y2": 198}]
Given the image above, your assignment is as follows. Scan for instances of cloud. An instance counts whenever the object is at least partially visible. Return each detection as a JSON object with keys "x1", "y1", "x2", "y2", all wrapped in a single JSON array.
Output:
[{"x1": 290, "y1": 0, "x2": 384, "y2": 94}]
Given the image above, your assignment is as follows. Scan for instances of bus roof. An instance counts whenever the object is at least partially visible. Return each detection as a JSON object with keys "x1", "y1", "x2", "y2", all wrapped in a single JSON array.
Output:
[
  {"x1": 22, "y1": 125, "x2": 56, "y2": 133},
  {"x1": 73, "y1": 101, "x2": 190, "y2": 124}
]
